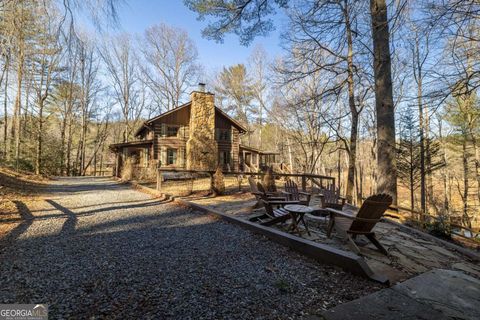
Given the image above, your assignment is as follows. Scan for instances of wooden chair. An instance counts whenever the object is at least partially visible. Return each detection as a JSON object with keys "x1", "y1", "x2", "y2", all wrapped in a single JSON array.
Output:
[
  {"x1": 326, "y1": 193, "x2": 392, "y2": 255},
  {"x1": 256, "y1": 182, "x2": 286, "y2": 200},
  {"x1": 318, "y1": 184, "x2": 346, "y2": 210},
  {"x1": 256, "y1": 197, "x2": 300, "y2": 226},
  {"x1": 249, "y1": 177, "x2": 284, "y2": 204},
  {"x1": 284, "y1": 179, "x2": 311, "y2": 206}
]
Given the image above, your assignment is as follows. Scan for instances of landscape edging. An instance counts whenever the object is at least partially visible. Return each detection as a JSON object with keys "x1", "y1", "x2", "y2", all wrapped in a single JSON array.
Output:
[{"x1": 175, "y1": 197, "x2": 389, "y2": 284}]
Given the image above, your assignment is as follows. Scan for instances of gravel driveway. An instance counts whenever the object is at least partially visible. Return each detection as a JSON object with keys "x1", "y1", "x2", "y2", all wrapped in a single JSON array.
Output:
[{"x1": 0, "y1": 177, "x2": 382, "y2": 319}]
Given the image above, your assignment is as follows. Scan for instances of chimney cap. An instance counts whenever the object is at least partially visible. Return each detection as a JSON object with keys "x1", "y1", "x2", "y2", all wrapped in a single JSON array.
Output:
[{"x1": 198, "y1": 82, "x2": 206, "y2": 92}]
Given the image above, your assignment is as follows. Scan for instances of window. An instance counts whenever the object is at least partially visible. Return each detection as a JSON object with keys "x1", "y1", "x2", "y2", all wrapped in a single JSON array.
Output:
[
  {"x1": 219, "y1": 151, "x2": 231, "y2": 166},
  {"x1": 216, "y1": 129, "x2": 231, "y2": 141},
  {"x1": 167, "y1": 126, "x2": 179, "y2": 137},
  {"x1": 167, "y1": 149, "x2": 177, "y2": 165}
]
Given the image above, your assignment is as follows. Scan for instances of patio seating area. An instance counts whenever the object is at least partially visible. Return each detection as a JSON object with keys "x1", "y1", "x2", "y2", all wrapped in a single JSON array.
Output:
[{"x1": 185, "y1": 184, "x2": 480, "y2": 284}]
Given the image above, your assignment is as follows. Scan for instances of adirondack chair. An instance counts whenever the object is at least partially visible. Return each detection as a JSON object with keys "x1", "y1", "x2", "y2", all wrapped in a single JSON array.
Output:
[
  {"x1": 256, "y1": 181, "x2": 286, "y2": 200},
  {"x1": 249, "y1": 177, "x2": 285, "y2": 203},
  {"x1": 326, "y1": 193, "x2": 393, "y2": 255},
  {"x1": 284, "y1": 179, "x2": 312, "y2": 206},
  {"x1": 318, "y1": 184, "x2": 346, "y2": 210},
  {"x1": 256, "y1": 197, "x2": 300, "y2": 226}
]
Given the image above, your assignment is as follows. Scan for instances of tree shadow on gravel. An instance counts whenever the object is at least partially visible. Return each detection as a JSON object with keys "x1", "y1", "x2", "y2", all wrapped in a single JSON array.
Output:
[
  {"x1": 0, "y1": 201, "x2": 34, "y2": 245},
  {"x1": 0, "y1": 198, "x2": 174, "y2": 225},
  {"x1": 29, "y1": 198, "x2": 163, "y2": 214},
  {"x1": 45, "y1": 199, "x2": 78, "y2": 235},
  {"x1": 45, "y1": 182, "x2": 133, "y2": 195},
  {"x1": 0, "y1": 206, "x2": 381, "y2": 319}
]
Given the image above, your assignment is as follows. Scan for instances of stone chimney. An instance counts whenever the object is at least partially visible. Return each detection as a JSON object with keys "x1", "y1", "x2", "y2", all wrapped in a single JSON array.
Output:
[{"x1": 186, "y1": 84, "x2": 218, "y2": 171}]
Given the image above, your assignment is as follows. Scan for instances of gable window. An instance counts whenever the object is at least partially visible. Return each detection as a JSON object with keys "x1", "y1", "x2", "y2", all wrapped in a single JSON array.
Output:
[
  {"x1": 167, "y1": 148, "x2": 177, "y2": 165},
  {"x1": 216, "y1": 129, "x2": 231, "y2": 141},
  {"x1": 167, "y1": 126, "x2": 179, "y2": 137}
]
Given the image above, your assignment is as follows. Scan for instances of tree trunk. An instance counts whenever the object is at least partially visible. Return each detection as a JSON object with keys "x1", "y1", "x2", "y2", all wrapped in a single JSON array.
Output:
[
  {"x1": 287, "y1": 136, "x2": 293, "y2": 173},
  {"x1": 470, "y1": 133, "x2": 480, "y2": 208},
  {"x1": 66, "y1": 115, "x2": 73, "y2": 176},
  {"x1": 370, "y1": 0, "x2": 397, "y2": 203},
  {"x1": 438, "y1": 118, "x2": 449, "y2": 211},
  {"x1": 409, "y1": 137, "x2": 415, "y2": 213},
  {"x1": 461, "y1": 136, "x2": 471, "y2": 229},
  {"x1": 337, "y1": 148, "x2": 342, "y2": 192},
  {"x1": 344, "y1": 1, "x2": 358, "y2": 204},
  {"x1": 3, "y1": 60, "x2": 9, "y2": 160},
  {"x1": 414, "y1": 35, "x2": 427, "y2": 215},
  {"x1": 35, "y1": 99, "x2": 44, "y2": 175},
  {"x1": 11, "y1": 50, "x2": 24, "y2": 170},
  {"x1": 60, "y1": 112, "x2": 67, "y2": 175},
  {"x1": 425, "y1": 112, "x2": 433, "y2": 210}
]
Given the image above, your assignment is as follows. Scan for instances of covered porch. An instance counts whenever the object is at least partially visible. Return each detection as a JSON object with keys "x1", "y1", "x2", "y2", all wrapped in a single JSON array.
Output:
[
  {"x1": 109, "y1": 140, "x2": 154, "y2": 177},
  {"x1": 239, "y1": 144, "x2": 280, "y2": 172}
]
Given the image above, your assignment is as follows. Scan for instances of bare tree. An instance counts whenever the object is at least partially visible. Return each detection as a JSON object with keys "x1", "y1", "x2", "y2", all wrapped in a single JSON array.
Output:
[
  {"x1": 74, "y1": 35, "x2": 102, "y2": 175},
  {"x1": 28, "y1": 3, "x2": 62, "y2": 174},
  {"x1": 140, "y1": 23, "x2": 199, "y2": 112},
  {"x1": 280, "y1": 0, "x2": 371, "y2": 202},
  {"x1": 100, "y1": 33, "x2": 144, "y2": 142},
  {"x1": 2, "y1": 0, "x2": 38, "y2": 169}
]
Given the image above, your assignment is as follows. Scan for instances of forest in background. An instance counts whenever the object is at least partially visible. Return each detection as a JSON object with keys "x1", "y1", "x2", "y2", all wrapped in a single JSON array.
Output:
[{"x1": 0, "y1": 0, "x2": 479, "y2": 229}]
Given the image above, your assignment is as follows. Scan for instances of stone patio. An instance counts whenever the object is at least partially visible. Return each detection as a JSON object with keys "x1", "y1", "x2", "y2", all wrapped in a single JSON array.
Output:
[
  {"x1": 188, "y1": 193, "x2": 480, "y2": 284},
  {"x1": 321, "y1": 269, "x2": 480, "y2": 320}
]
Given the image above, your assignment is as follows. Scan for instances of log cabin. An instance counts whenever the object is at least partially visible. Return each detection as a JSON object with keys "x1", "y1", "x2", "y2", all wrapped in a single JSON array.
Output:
[{"x1": 109, "y1": 84, "x2": 279, "y2": 177}]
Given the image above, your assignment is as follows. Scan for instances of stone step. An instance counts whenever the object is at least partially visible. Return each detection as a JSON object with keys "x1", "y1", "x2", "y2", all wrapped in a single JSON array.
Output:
[{"x1": 321, "y1": 269, "x2": 480, "y2": 320}]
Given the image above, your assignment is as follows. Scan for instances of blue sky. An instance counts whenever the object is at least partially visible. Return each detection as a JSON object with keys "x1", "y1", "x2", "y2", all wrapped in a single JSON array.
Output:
[{"x1": 114, "y1": 0, "x2": 286, "y2": 72}]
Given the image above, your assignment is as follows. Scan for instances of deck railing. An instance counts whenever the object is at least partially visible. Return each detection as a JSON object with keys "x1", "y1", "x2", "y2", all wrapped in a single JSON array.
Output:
[
  {"x1": 156, "y1": 168, "x2": 336, "y2": 195},
  {"x1": 380, "y1": 200, "x2": 479, "y2": 241}
]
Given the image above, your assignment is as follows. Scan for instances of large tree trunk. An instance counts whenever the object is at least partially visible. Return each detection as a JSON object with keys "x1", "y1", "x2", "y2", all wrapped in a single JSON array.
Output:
[{"x1": 370, "y1": 0, "x2": 397, "y2": 203}]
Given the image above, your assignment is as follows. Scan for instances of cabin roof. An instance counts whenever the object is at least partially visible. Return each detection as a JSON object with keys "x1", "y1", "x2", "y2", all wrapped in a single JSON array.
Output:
[
  {"x1": 134, "y1": 102, "x2": 248, "y2": 137},
  {"x1": 109, "y1": 139, "x2": 153, "y2": 151},
  {"x1": 239, "y1": 144, "x2": 279, "y2": 155}
]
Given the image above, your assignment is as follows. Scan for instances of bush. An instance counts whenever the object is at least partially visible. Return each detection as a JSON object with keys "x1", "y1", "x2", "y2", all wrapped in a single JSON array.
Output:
[
  {"x1": 263, "y1": 166, "x2": 276, "y2": 192},
  {"x1": 212, "y1": 166, "x2": 225, "y2": 195},
  {"x1": 425, "y1": 213, "x2": 452, "y2": 240}
]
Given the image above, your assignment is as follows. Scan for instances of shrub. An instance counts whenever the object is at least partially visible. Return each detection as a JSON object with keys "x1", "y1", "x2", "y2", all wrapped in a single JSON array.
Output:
[
  {"x1": 212, "y1": 166, "x2": 225, "y2": 195},
  {"x1": 426, "y1": 212, "x2": 452, "y2": 240},
  {"x1": 263, "y1": 166, "x2": 276, "y2": 192}
]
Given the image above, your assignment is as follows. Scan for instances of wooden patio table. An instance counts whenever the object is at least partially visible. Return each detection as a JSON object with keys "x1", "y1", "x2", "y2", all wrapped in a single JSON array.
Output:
[{"x1": 284, "y1": 204, "x2": 313, "y2": 236}]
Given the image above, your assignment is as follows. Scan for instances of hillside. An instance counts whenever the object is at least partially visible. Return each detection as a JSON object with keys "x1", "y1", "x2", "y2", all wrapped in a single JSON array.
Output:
[{"x1": 0, "y1": 167, "x2": 49, "y2": 239}]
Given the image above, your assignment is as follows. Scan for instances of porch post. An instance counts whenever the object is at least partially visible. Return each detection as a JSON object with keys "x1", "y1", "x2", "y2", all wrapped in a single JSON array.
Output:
[{"x1": 115, "y1": 153, "x2": 120, "y2": 178}]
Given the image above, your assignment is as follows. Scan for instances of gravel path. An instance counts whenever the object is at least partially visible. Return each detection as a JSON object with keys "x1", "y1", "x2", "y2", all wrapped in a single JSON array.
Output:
[{"x1": 0, "y1": 177, "x2": 382, "y2": 319}]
